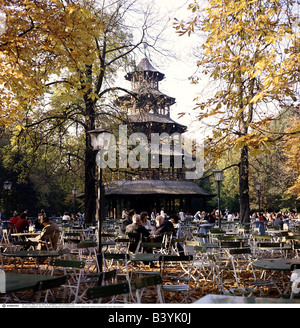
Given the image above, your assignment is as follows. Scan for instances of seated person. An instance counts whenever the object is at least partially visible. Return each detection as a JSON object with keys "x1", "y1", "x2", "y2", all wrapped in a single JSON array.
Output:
[
  {"x1": 274, "y1": 213, "x2": 284, "y2": 230},
  {"x1": 150, "y1": 215, "x2": 174, "y2": 243},
  {"x1": 207, "y1": 213, "x2": 216, "y2": 224},
  {"x1": 35, "y1": 212, "x2": 46, "y2": 230},
  {"x1": 125, "y1": 214, "x2": 150, "y2": 252},
  {"x1": 140, "y1": 211, "x2": 152, "y2": 230},
  {"x1": 170, "y1": 214, "x2": 184, "y2": 255},
  {"x1": 9, "y1": 212, "x2": 20, "y2": 232},
  {"x1": 15, "y1": 212, "x2": 30, "y2": 233},
  {"x1": 36, "y1": 217, "x2": 60, "y2": 250},
  {"x1": 121, "y1": 209, "x2": 135, "y2": 234}
]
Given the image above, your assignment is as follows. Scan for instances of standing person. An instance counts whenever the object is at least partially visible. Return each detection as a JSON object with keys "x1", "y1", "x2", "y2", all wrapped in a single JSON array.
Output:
[{"x1": 15, "y1": 212, "x2": 30, "y2": 233}]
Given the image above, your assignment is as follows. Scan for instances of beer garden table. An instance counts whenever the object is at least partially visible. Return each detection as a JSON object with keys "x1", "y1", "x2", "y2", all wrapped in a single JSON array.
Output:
[
  {"x1": 194, "y1": 294, "x2": 300, "y2": 304},
  {"x1": 2, "y1": 250, "x2": 60, "y2": 273},
  {"x1": 252, "y1": 258, "x2": 298, "y2": 295},
  {"x1": 1, "y1": 272, "x2": 67, "y2": 302}
]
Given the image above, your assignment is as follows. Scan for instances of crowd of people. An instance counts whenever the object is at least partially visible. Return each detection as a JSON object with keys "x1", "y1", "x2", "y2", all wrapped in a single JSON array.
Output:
[
  {"x1": 192, "y1": 208, "x2": 300, "y2": 225},
  {"x1": 121, "y1": 208, "x2": 185, "y2": 256},
  {"x1": 0, "y1": 209, "x2": 60, "y2": 251},
  {"x1": 120, "y1": 207, "x2": 300, "y2": 251}
]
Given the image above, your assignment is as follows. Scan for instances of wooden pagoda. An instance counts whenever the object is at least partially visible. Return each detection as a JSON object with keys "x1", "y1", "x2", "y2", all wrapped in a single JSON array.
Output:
[{"x1": 105, "y1": 57, "x2": 214, "y2": 217}]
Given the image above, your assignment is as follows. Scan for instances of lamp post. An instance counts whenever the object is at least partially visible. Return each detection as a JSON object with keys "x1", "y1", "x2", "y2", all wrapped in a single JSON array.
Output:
[
  {"x1": 213, "y1": 169, "x2": 223, "y2": 228},
  {"x1": 255, "y1": 181, "x2": 261, "y2": 216},
  {"x1": 88, "y1": 128, "x2": 112, "y2": 272},
  {"x1": 72, "y1": 187, "x2": 78, "y2": 214},
  {"x1": 3, "y1": 180, "x2": 12, "y2": 218},
  {"x1": 255, "y1": 181, "x2": 264, "y2": 234}
]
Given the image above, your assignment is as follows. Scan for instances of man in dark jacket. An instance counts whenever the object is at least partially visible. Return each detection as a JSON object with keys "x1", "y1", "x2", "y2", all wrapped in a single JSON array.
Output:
[
  {"x1": 125, "y1": 214, "x2": 150, "y2": 252},
  {"x1": 151, "y1": 215, "x2": 174, "y2": 243},
  {"x1": 121, "y1": 209, "x2": 135, "y2": 234}
]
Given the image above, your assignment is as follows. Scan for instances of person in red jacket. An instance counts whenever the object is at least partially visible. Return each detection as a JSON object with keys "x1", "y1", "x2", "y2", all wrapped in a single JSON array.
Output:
[
  {"x1": 15, "y1": 212, "x2": 30, "y2": 233},
  {"x1": 9, "y1": 212, "x2": 20, "y2": 232}
]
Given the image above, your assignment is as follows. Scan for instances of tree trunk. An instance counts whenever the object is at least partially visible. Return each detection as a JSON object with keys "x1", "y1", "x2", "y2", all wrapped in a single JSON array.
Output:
[
  {"x1": 84, "y1": 143, "x2": 96, "y2": 224},
  {"x1": 83, "y1": 64, "x2": 97, "y2": 224},
  {"x1": 239, "y1": 145, "x2": 250, "y2": 223}
]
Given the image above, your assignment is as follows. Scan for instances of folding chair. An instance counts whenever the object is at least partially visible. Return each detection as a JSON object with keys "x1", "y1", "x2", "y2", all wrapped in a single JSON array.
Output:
[
  {"x1": 102, "y1": 252, "x2": 135, "y2": 300},
  {"x1": 13, "y1": 240, "x2": 38, "y2": 251},
  {"x1": 171, "y1": 238, "x2": 185, "y2": 255},
  {"x1": 162, "y1": 232, "x2": 174, "y2": 254},
  {"x1": 127, "y1": 233, "x2": 142, "y2": 254},
  {"x1": 254, "y1": 242, "x2": 290, "y2": 259},
  {"x1": 38, "y1": 234, "x2": 54, "y2": 251},
  {"x1": 190, "y1": 246, "x2": 214, "y2": 295},
  {"x1": 0, "y1": 229, "x2": 13, "y2": 252},
  {"x1": 183, "y1": 241, "x2": 201, "y2": 255},
  {"x1": 159, "y1": 255, "x2": 193, "y2": 303},
  {"x1": 62, "y1": 232, "x2": 82, "y2": 245},
  {"x1": 114, "y1": 236, "x2": 130, "y2": 253},
  {"x1": 225, "y1": 248, "x2": 258, "y2": 296},
  {"x1": 77, "y1": 241, "x2": 99, "y2": 273},
  {"x1": 140, "y1": 242, "x2": 164, "y2": 254},
  {"x1": 34, "y1": 275, "x2": 67, "y2": 302},
  {"x1": 103, "y1": 253, "x2": 130, "y2": 279},
  {"x1": 98, "y1": 269, "x2": 118, "y2": 286},
  {"x1": 133, "y1": 274, "x2": 163, "y2": 303},
  {"x1": 0, "y1": 250, "x2": 3, "y2": 270},
  {"x1": 86, "y1": 281, "x2": 131, "y2": 303},
  {"x1": 212, "y1": 247, "x2": 273, "y2": 296},
  {"x1": 250, "y1": 234, "x2": 273, "y2": 248},
  {"x1": 45, "y1": 259, "x2": 86, "y2": 303},
  {"x1": 208, "y1": 228, "x2": 225, "y2": 243}
]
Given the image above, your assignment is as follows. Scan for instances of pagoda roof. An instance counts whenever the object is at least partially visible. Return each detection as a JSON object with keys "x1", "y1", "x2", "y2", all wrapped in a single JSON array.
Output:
[
  {"x1": 116, "y1": 87, "x2": 176, "y2": 107},
  {"x1": 128, "y1": 112, "x2": 187, "y2": 132},
  {"x1": 125, "y1": 58, "x2": 165, "y2": 81},
  {"x1": 105, "y1": 180, "x2": 214, "y2": 196}
]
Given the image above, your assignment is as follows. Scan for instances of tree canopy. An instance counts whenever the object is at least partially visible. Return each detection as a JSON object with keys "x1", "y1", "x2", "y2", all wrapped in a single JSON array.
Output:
[{"x1": 174, "y1": 0, "x2": 299, "y2": 218}]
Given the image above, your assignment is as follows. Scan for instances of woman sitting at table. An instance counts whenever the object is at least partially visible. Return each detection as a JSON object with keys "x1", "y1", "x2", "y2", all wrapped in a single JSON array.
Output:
[
  {"x1": 36, "y1": 217, "x2": 60, "y2": 250},
  {"x1": 140, "y1": 211, "x2": 152, "y2": 230}
]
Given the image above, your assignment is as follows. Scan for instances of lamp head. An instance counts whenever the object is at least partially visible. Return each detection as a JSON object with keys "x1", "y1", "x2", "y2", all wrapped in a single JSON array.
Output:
[
  {"x1": 4, "y1": 180, "x2": 12, "y2": 190},
  {"x1": 213, "y1": 169, "x2": 223, "y2": 182},
  {"x1": 255, "y1": 181, "x2": 261, "y2": 191},
  {"x1": 88, "y1": 128, "x2": 111, "y2": 151}
]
